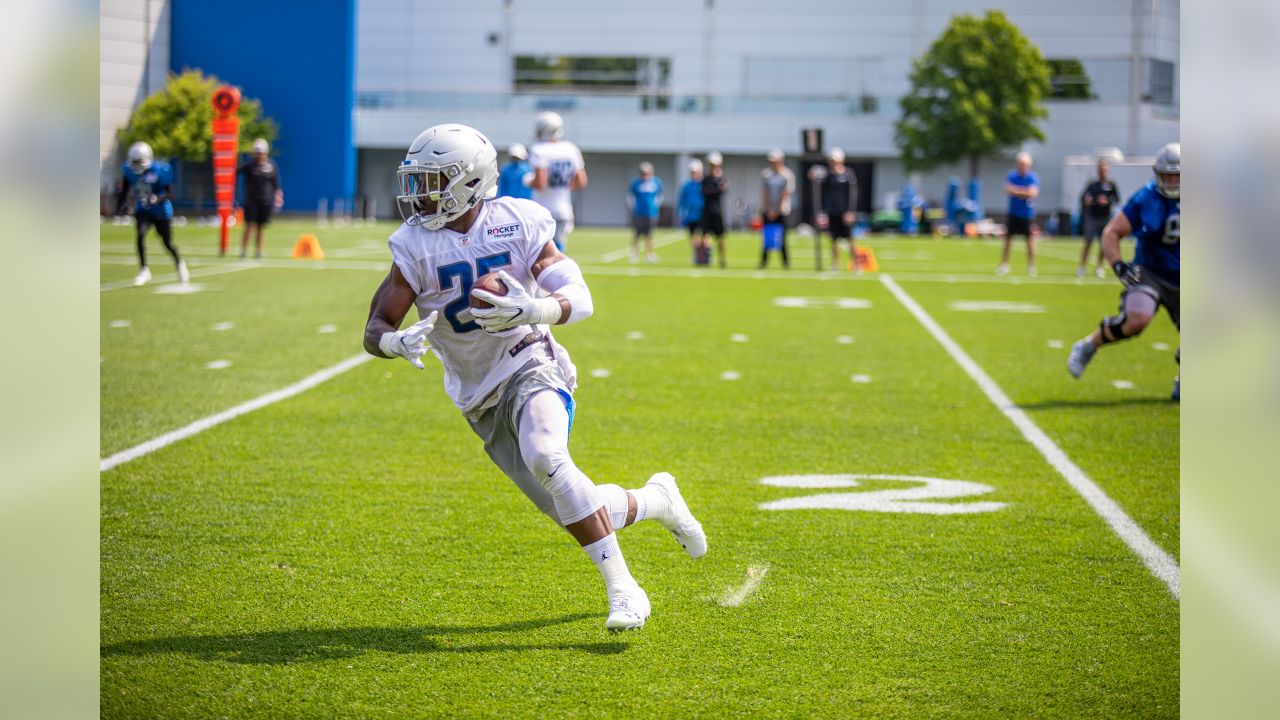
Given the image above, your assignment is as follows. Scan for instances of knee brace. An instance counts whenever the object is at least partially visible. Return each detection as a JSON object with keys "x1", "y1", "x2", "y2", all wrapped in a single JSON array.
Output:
[
  {"x1": 523, "y1": 443, "x2": 602, "y2": 526},
  {"x1": 1100, "y1": 313, "x2": 1142, "y2": 343},
  {"x1": 540, "y1": 459, "x2": 605, "y2": 527}
]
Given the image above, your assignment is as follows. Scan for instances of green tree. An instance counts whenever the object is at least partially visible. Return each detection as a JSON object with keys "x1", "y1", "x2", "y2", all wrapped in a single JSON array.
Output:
[
  {"x1": 894, "y1": 11, "x2": 1052, "y2": 178},
  {"x1": 116, "y1": 68, "x2": 277, "y2": 161}
]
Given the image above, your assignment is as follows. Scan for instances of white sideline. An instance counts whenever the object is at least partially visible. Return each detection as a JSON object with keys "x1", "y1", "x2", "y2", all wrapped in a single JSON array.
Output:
[
  {"x1": 599, "y1": 230, "x2": 687, "y2": 263},
  {"x1": 100, "y1": 353, "x2": 373, "y2": 472},
  {"x1": 879, "y1": 274, "x2": 1180, "y2": 597}
]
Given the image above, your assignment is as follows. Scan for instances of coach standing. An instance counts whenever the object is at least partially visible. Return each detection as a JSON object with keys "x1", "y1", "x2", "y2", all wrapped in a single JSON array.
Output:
[
  {"x1": 996, "y1": 151, "x2": 1039, "y2": 277},
  {"x1": 237, "y1": 138, "x2": 283, "y2": 260}
]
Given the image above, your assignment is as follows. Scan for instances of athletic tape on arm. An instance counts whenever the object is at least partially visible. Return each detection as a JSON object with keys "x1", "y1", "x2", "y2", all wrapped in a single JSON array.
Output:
[{"x1": 537, "y1": 258, "x2": 593, "y2": 323}]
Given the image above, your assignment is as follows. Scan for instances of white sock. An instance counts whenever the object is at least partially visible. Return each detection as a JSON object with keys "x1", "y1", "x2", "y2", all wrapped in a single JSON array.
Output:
[
  {"x1": 630, "y1": 484, "x2": 671, "y2": 524},
  {"x1": 582, "y1": 533, "x2": 636, "y2": 596}
]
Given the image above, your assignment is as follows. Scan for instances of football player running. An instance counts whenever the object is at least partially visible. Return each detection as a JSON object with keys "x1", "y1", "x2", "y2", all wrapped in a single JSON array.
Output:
[
  {"x1": 1067, "y1": 143, "x2": 1181, "y2": 400},
  {"x1": 118, "y1": 141, "x2": 188, "y2": 286},
  {"x1": 527, "y1": 111, "x2": 587, "y2": 251},
  {"x1": 363, "y1": 124, "x2": 706, "y2": 631}
]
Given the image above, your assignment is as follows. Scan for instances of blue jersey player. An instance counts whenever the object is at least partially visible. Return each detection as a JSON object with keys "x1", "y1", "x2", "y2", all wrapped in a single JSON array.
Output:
[
  {"x1": 1068, "y1": 143, "x2": 1181, "y2": 399},
  {"x1": 118, "y1": 142, "x2": 187, "y2": 286}
]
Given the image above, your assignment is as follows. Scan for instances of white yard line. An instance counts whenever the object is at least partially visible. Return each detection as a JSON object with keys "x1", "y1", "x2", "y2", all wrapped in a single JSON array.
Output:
[
  {"x1": 99, "y1": 263, "x2": 258, "y2": 291},
  {"x1": 719, "y1": 564, "x2": 769, "y2": 607},
  {"x1": 879, "y1": 274, "x2": 1180, "y2": 597},
  {"x1": 599, "y1": 231, "x2": 687, "y2": 263},
  {"x1": 100, "y1": 353, "x2": 372, "y2": 472}
]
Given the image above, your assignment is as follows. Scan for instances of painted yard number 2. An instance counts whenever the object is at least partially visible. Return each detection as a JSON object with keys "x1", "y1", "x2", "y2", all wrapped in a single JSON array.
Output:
[{"x1": 758, "y1": 475, "x2": 1006, "y2": 515}]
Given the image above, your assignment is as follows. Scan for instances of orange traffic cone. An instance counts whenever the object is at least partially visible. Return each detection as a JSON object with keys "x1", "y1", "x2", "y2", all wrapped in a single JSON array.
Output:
[
  {"x1": 291, "y1": 234, "x2": 325, "y2": 260},
  {"x1": 849, "y1": 245, "x2": 879, "y2": 272}
]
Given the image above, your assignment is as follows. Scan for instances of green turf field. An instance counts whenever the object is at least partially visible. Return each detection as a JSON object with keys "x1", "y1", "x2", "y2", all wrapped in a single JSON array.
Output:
[{"x1": 100, "y1": 218, "x2": 1178, "y2": 718}]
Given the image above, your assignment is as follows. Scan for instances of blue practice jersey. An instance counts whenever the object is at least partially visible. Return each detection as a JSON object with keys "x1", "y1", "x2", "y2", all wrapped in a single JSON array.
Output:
[
  {"x1": 121, "y1": 161, "x2": 174, "y2": 219},
  {"x1": 1006, "y1": 170, "x2": 1038, "y2": 219},
  {"x1": 629, "y1": 177, "x2": 663, "y2": 218},
  {"x1": 1121, "y1": 181, "x2": 1180, "y2": 283},
  {"x1": 497, "y1": 160, "x2": 533, "y2": 200},
  {"x1": 677, "y1": 179, "x2": 703, "y2": 225}
]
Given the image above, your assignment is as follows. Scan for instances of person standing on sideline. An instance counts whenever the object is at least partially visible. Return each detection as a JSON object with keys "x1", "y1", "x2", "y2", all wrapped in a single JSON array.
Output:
[
  {"x1": 997, "y1": 151, "x2": 1040, "y2": 276},
  {"x1": 819, "y1": 147, "x2": 858, "y2": 272},
  {"x1": 237, "y1": 138, "x2": 283, "y2": 260},
  {"x1": 700, "y1": 151, "x2": 729, "y2": 268},
  {"x1": 627, "y1": 162, "x2": 663, "y2": 263},
  {"x1": 760, "y1": 148, "x2": 795, "y2": 269},
  {"x1": 364, "y1": 123, "x2": 706, "y2": 631},
  {"x1": 1079, "y1": 158, "x2": 1120, "y2": 277},
  {"x1": 497, "y1": 143, "x2": 533, "y2": 200},
  {"x1": 678, "y1": 159, "x2": 705, "y2": 265},
  {"x1": 118, "y1": 141, "x2": 187, "y2": 286},
  {"x1": 528, "y1": 112, "x2": 587, "y2": 252}
]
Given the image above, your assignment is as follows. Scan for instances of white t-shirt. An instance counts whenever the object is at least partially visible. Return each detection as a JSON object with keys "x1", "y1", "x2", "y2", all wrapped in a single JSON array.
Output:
[
  {"x1": 387, "y1": 197, "x2": 576, "y2": 417},
  {"x1": 528, "y1": 140, "x2": 584, "y2": 220}
]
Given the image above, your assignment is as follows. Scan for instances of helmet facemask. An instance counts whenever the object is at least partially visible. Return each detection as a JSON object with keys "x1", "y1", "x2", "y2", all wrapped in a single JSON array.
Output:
[
  {"x1": 397, "y1": 161, "x2": 481, "y2": 229},
  {"x1": 1155, "y1": 170, "x2": 1180, "y2": 199},
  {"x1": 395, "y1": 124, "x2": 499, "y2": 230},
  {"x1": 1153, "y1": 143, "x2": 1180, "y2": 199}
]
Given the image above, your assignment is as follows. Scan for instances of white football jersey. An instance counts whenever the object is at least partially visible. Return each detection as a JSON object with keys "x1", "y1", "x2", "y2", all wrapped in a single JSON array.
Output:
[
  {"x1": 387, "y1": 197, "x2": 576, "y2": 417},
  {"x1": 528, "y1": 140, "x2": 584, "y2": 220}
]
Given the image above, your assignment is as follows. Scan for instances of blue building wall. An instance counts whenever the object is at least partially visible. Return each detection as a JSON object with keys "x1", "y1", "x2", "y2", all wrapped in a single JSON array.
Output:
[{"x1": 170, "y1": 0, "x2": 356, "y2": 212}]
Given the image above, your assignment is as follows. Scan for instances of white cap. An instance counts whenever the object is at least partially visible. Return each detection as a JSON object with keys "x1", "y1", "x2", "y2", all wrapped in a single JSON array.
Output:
[
  {"x1": 706, "y1": 151, "x2": 723, "y2": 166},
  {"x1": 689, "y1": 159, "x2": 704, "y2": 173},
  {"x1": 508, "y1": 143, "x2": 527, "y2": 160},
  {"x1": 767, "y1": 148, "x2": 784, "y2": 162},
  {"x1": 252, "y1": 138, "x2": 270, "y2": 154},
  {"x1": 639, "y1": 161, "x2": 655, "y2": 175},
  {"x1": 827, "y1": 147, "x2": 845, "y2": 163}
]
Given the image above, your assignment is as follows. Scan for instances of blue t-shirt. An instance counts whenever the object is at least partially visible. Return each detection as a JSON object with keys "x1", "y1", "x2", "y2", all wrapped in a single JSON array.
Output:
[
  {"x1": 1122, "y1": 181, "x2": 1180, "y2": 284},
  {"x1": 677, "y1": 179, "x2": 703, "y2": 225},
  {"x1": 629, "y1": 176, "x2": 663, "y2": 218},
  {"x1": 121, "y1": 161, "x2": 174, "y2": 219},
  {"x1": 497, "y1": 160, "x2": 532, "y2": 200},
  {"x1": 1006, "y1": 170, "x2": 1039, "y2": 219}
]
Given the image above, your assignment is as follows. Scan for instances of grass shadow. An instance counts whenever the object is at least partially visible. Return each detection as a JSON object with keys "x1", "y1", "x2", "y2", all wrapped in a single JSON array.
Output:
[
  {"x1": 1018, "y1": 397, "x2": 1175, "y2": 411},
  {"x1": 101, "y1": 612, "x2": 626, "y2": 664}
]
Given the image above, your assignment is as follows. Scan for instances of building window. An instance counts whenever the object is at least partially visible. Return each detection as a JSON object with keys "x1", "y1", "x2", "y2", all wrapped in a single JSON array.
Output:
[
  {"x1": 513, "y1": 56, "x2": 670, "y2": 92},
  {"x1": 1146, "y1": 59, "x2": 1176, "y2": 106},
  {"x1": 1047, "y1": 58, "x2": 1094, "y2": 100}
]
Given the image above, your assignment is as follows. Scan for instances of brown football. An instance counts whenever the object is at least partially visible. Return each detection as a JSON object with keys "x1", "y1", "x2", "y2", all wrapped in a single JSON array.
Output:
[{"x1": 469, "y1": 272, "x2": 508, "y2": 309}]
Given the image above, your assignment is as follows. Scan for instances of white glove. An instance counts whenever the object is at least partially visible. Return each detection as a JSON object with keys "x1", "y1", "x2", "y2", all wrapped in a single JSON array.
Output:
[
  {"x1": 378, "y1": 310, "x2": 438, "y2": 369},
  {"x1": 470, "y1": 270, "x2": 561, "y2": 333}
]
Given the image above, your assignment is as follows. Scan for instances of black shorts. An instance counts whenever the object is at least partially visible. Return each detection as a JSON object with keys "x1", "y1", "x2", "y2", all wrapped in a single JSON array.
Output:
[
  {"x1": 701, "y1": 212, "x2": 724, "y2": 236},
  {"x1": 1007, "y1": 215, "x2": 1035, "y2": 237},
  {"x1": 1125, "y1": 268, "x2": 1180, "y2": 329},
  {"x1": 633, "y1": 214, "x2": 654, "y2": 235},
  {"x1": 685, "y1": 220, "x2": 701, "y2": 235},
  {"x1": 244, "y1": 202, "x2": 274, "y2": 225},
  {"x1": 1082, "y1": 215, "x2": 1109, "y2": 241},
  {"x1": 828, "y1": 218, "x2": 852, "y2": 240},
  {"x1": 135, "y1": 213, "x2": 171, "y2": 237}
]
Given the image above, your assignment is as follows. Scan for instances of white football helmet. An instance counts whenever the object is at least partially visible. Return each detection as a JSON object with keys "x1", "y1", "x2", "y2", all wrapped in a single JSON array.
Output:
[
  {"x1": 534, "y1": 111, "x2": 564, "y2": 141},
  {"x1": 396, "y1": 124, "x2": 498, "y2": 229},
  {"x1": 127, "y1": 142, "x2": 153, "y2": 173},
  {"x1": 1153, "y1": 142, "x2": 1180, "y2": 199}
]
